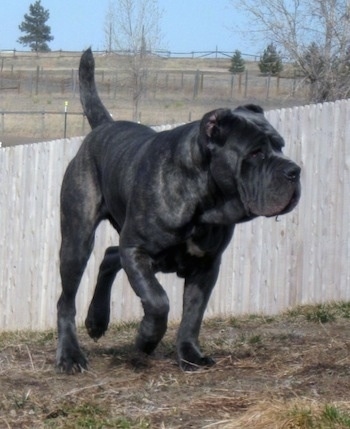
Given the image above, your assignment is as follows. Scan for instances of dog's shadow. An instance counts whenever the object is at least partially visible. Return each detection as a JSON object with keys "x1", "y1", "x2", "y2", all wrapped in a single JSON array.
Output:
[{"x1": 86, "y1": 341, "x2": 177, "y2": 371}]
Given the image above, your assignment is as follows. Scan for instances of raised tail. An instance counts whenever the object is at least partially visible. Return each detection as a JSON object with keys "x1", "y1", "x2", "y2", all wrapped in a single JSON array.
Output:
[{"x1": 79, "y1": 48, "x2": 113, "y2": 129}]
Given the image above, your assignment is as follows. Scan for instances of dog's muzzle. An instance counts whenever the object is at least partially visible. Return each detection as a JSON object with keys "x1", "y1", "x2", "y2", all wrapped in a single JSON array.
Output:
[
  {"x1": 241, "y1": 157, "x2": 301, "y2": 218},
  {"x1": 269, "y1": 160, "x2": 301, "y2": 216}
]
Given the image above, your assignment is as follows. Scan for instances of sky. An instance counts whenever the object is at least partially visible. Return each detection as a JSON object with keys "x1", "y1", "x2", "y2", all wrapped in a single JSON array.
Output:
[{"x1": 0, "y1": 0, "x2": 260, "y2": 56}]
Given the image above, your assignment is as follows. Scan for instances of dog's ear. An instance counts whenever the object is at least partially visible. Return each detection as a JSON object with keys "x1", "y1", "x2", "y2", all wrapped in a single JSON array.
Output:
[
  {"x1": 201, "y1": 108, "x2": 239, "y2": 147},
  {"x1": 236, "y1": 104, "x2": 264, "y2": 115}
]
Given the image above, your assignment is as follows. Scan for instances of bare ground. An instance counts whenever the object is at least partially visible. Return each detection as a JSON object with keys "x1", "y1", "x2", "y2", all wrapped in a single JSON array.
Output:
[{"x1": 1, "y1": 304, "x2": 350, "y2": 428}]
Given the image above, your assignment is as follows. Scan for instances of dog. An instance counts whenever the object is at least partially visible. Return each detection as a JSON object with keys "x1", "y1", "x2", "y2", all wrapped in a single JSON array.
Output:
[{"x1": 56, "y1": 48, "x2": 301, "y2": 373}]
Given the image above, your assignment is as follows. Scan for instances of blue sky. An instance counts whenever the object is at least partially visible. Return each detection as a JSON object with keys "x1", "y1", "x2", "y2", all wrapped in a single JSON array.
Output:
[{"x1": 0, "y1": 0, "x2": 258, "y2": 55}]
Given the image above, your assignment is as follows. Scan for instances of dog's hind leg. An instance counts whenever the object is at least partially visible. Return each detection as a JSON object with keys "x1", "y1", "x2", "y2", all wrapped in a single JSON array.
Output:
[
  {"x1": 85, "y1": 246, "x2": 122, "y2": 340},
  {"x1": 56, "y1": 160, "x2": 103, "y2": 373},
  {"x1": 57, "y1": 227, "x2": 95, "y2": 373}
]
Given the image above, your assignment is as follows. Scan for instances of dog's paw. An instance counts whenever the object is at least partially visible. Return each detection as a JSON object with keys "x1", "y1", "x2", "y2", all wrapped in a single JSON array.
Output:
[
  {"x1": 135, "y1": 335, "x2": 159, "y2": 355},
  {"x1": 85, "y1": 318, "x2": 108, "y2": 340},
  {"x1": 179, "y1": 355, "x2": 215, "y2": 371},
  {"x1": 85, "y1": 308, "x2": 109, "y2": 340},
  {"x1": 178, "y1": 341, "x2": 216, "y2": 371},
  {"x1": 56, "y1": 346, "x2": 88, "y2": 374}
]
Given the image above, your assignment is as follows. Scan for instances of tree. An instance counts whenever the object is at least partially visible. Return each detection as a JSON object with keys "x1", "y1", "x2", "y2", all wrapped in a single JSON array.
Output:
[
  {"x1": 259, "y1": 43, "x2": 283, "y2": 75},
  {"x1": 18, "y1": 0, "x2": 53, "y2": 52},
  {"x1": 229, "y1": 50, "x2": 245, "y2": 73},
  {"x1": 299, "y1": 42, "x2": 332, "y2": 101},
  {"x1": 104, "y1": 0, "x2": 162, "y2": 121},
  {"x1": 229, "y1": 0, "x2": 350, "y2": 102},
  {"x1": 104, "y1": 0, "x2": 117, "y2": 53}
]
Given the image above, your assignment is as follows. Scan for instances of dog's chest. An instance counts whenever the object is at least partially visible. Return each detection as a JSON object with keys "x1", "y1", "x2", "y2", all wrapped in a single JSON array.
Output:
[
  {"x1": 153, "y1": 224, "x2": 233, "y2": 277},
  {"x1": 186, "y1": 238, "x2": 206, "y2": 257}
]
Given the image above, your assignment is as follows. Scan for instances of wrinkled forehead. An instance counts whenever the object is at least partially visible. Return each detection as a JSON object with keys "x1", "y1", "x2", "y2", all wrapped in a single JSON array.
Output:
[{"x1": 233, "y1": 109, "x2": 285, "y2": 150}]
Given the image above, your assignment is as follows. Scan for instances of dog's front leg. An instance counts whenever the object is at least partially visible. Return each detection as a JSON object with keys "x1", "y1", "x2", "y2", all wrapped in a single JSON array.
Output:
[
  {"x1": 177, "y1": 259, "x2": 221, "y2": 371},
  {"x1": 120, "y1": 247, "x2": 170, "y2": 354},
  {"x1": 85, "y1": 246, "x2": 122, "y2": 340}
]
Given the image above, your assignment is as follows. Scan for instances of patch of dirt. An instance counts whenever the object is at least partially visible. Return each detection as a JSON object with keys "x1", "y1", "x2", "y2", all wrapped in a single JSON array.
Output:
[{"x1": 0, "y1": 311, "x2": 350, "y2": 428}]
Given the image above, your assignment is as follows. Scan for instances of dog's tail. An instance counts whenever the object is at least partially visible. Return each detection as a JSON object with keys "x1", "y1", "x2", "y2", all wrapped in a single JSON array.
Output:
[{"x1": 79, "y1": 48, "x2": 113, "y2": 129}]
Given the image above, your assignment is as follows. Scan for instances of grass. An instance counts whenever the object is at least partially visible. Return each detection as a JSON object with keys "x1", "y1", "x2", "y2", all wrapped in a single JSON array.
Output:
[
  {"x1": 16, "y1": 399, "x2": 146, "y2": 429},
  {"x1": 288, "y1": 301, "x2": 350, "y2": 323},
  {"x1": 1, "y1": 302, "x2": 350, "y2": 428},
  {"x1": 218, "y1": 400, "x2": 350, "y2": 428},
  {"x1": 45, "y1": 402, "x2": 151, "y2": 428}
]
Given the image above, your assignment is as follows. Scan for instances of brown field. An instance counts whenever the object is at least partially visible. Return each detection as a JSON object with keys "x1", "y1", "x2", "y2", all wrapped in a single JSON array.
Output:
[
  {"x1": 0, "y1": 51, "x2": 308, "y2": 145},
  {"x1": 1, "y1": 303, "x2": 350, "y2": 428}
]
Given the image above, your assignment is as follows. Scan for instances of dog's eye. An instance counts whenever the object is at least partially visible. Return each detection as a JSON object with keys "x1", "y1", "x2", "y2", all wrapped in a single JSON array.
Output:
[{"x1": 249, "y1": 149, "x2": 265, "y2": 160}]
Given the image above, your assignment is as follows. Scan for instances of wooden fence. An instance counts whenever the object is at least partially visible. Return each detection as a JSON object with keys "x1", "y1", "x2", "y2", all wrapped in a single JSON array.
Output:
[{"x1": 1, "y1": 101, "x2": 350, "y2": 331}]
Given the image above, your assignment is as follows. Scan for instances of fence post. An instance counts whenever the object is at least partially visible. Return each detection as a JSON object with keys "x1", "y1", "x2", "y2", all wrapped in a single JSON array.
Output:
[
  {"x1": 113, "y1": 73, "x2": 118, "y2": 99},
  {"x1": 82, "y1": 114, "x2": 86, "y2": 135},
  {"x1": 41, "y1": 110, "x2": 45, "y2": 137},
  {"x1": 244, "y1": 70, "x2": 248, "y2": 98},
  {"x1": 72, "y1": 69, "x2": 78, "y2": 97},
  {"x1": 153, "y1": 73, "x2": 158, "y2": 99},
  {"x1": 64, "y1": 102, "x2": 68, "y2": 138},
  {"x1": 238, "y1": 73, "x2": 242, "y2": 94},
  {"x1": 200, "y1": 72, "x2": 204, "y2": 92},
  {"x1": 1, "y1": 112, "x2": 4, "y2": 133},
  {"x1": 35, "y1": 66, "x2": 39, "y2": 95},
  {"x1": 292, "y1": 70, "x2": 297, "y2": 96},
  {"x1": 193, "y1": 70, "x2": 200, "y2": 99},
  {"x1": 266, "y1": 74, "x2": 271, "y2": 99}
]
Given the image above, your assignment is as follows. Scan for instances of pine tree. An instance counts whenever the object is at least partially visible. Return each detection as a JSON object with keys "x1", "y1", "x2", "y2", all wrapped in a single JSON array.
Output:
[
  {"x1": 229, "y1": 50, "x2": 245, "y2": 74},
  {"x1": 259, "y1": 44, "x2": 283, "y2": 75},
  {"x1": 18, "y1": 1, "x2": 54, "y2": 52},
  {"x1": 301, "y1": 42, "x2": 326, "y2": 78}
]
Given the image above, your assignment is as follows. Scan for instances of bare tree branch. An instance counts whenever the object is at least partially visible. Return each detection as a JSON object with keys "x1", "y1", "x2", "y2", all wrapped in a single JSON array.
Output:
[
  {"x1": 104, "y1": 0, "x2": 162, "y2": 120},
  {"x1": 230, "y1": 0, "x2": 350, "y2": 102}
]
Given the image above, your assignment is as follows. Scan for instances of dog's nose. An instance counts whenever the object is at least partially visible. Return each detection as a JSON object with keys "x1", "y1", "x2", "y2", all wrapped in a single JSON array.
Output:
[{"x1": 284, "y1": 164, "x2": 301, "y2": 182}]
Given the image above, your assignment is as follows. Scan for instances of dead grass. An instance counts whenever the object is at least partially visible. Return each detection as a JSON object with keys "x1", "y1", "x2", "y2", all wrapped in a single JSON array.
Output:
[
  {"x1": 215, "y1": 399, "x2": 350, "y2": 429},
  {"x1": 1, "y1": 303, "x2": 350, "y2": 428}
]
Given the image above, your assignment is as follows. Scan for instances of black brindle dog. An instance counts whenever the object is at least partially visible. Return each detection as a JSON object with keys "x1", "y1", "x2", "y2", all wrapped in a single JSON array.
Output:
[{"x1": 56, "y1": 48, "x2": 301, "y2": 372}]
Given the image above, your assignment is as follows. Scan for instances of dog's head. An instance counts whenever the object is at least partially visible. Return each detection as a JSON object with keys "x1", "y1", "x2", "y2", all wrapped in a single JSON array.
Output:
[{"x1": 200, "y1": 105, "x2": 301, "y2": 218}]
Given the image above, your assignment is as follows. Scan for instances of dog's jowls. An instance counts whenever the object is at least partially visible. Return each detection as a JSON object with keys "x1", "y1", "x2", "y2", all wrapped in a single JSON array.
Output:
[{"x1": 56, "y1": 48, "x2": 301, "y2": 373}]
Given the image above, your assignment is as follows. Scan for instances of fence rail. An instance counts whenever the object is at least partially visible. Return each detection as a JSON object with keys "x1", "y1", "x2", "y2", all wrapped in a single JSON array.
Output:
[
  {"x1": 0, "y1": 48, "x2": 260, "y2": 60},
  {"x1": 0, "y1": 111, "x2": 87, "y2": 140},
  {"x1": 0, "y1": 68, "x2": 301, "y2": 100},
  {"x1": 1, "y1": 101, "x2": 350, "y2": 331},
  {"x1": 0, "y1": 68, "x2": 306, "y2": 141}
]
